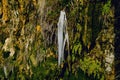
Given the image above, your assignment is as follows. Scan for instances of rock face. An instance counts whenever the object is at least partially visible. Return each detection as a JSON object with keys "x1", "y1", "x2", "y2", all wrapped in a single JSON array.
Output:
[
  {"x1": 0, "y1": 0, "x2": 116, "y2": 79},
  {"x1": 85, "y1": 24, "x2": 115, "y2": 79},
  {"x1": 100, "y1": 26, "x2": 114, "y2": 79},
  {"x1": 96, "y1": 14, "x2": 115, "y2": 80}
]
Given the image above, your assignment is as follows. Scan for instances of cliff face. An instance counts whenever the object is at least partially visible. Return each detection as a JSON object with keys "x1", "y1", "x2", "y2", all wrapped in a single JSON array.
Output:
[{"x1": 0, "y1": 0, "x2": 115, "y2": 79}]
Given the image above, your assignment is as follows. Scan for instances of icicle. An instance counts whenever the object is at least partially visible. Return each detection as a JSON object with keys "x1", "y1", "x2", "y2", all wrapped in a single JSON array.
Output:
[
  {"x1": 4, "y1": 66, "x2": 7, "y2": 78},
  {"x1": 57, "y1": 9, "x2": 69, "y2": 66},
  {"x1": 63, "y1": 31, "x2": 69, "y2": 58}
]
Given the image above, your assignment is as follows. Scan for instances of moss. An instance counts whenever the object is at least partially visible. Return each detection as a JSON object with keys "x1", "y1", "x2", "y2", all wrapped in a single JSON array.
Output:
[{"x1": 0, "y1": 0, "x2": 115, "y2": 79}]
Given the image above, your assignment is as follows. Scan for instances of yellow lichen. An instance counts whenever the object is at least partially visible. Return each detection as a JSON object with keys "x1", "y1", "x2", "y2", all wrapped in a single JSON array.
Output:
[
  {"x1": 30, "y1": 54, "x2": 37, "y2": 66},
  {"x1": 32, "y1": 0, "x2": 37, "y2": 6},
  {"x1": 19, "y1": 0, "x2": 24, "y2": 13},
  {"x1": 2, "y1": 0, "x2": 8, "y2": 24},
  {"x1": 36, "y1": 25, "x2": 41, "y2": 32},
  {"x1": 0, "y1": 3, "x2": 2, "y2": 16}
]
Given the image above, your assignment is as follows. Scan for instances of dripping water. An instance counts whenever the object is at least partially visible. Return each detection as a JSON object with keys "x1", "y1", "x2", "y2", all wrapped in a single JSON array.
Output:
[{"x1": 57, "y1": 9, "x2": 69, "y2": 66}]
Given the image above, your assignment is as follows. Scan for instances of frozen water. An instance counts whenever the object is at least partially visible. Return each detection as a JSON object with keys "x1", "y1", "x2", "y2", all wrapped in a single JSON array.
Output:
[{"x1": 57, "y1": 10, "x2": 69, "y2": 66}]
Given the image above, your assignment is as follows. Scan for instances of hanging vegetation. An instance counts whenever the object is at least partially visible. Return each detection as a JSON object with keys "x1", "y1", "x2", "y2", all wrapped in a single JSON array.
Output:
[{"x1": 0, "y1": 0, "x2": 116, "y2": 80}]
